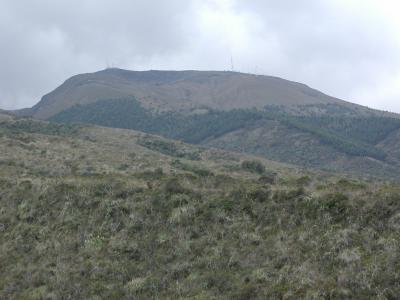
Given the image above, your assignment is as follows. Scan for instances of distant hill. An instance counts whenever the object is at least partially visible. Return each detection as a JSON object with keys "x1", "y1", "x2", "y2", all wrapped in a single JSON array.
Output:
[
  {"x1": 17, "y1": 68, "x2": 381, "y2": 119},
  {"x1": 0, "y1": 111, "x2": 14, "y2": 122},
  {"x1": 11, "y1": 68, "x2": 400, "y2": 178}
]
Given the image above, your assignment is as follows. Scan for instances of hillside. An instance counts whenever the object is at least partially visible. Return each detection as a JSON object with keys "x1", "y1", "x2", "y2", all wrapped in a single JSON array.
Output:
[
  {"x1": 1, "y1": 116, "x2": 400, "y2": 299},
  {"x1": 12, "y1": 69, "x2": 400, "y2": 178},
  {"x1": 0, "y1": 111, "x2": 13, "y2": 121},
  {"x1": 17, "y1": 68, "x2": 366, "y2": 120}
]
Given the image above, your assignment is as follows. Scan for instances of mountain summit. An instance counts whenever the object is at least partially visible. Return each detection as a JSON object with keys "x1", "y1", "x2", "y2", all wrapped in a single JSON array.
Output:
[{"x1": 22, "y1": 68, "x2": 367, "y2": 119}]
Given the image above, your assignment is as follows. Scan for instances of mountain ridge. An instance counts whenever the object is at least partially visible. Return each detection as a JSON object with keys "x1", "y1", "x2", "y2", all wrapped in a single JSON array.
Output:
[
  {"x1": 15, "y1": 68, "x2": 383, "y2": 119},
  {"x1": 8, "y1": 68, "x2": 400, "y2": 178}
]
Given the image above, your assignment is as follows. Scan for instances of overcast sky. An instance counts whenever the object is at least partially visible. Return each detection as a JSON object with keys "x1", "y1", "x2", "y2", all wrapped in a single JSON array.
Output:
[{"x1": 0, "y1": 0, "x2": 399, "y2": 112}]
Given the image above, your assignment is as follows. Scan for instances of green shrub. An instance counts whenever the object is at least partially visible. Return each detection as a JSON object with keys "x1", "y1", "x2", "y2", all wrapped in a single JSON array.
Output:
[
  {"x1": 258, "y1": 173, "x2": 276, "y2": 185},
  {"x1": 296, "y1": 175, "x2": 311, "y2": 186},
  {"x1": 139, "y1": 138, "x2": 200, "y2": 160},
  {"x1": 171, "y1": 159, "x2": 213, "y2": 177},
  {"x1": 137, "y1": 168, "x2": 164, "y2": 180},
  {"x1": 248, "y1": 188, "x2": 271, "y2": 202},
  {"x1": 241, "y1": 160, "x2": 266, "y2": 174},
  {"x1": 164, "y1": 178, "x2": 186, "y2": 195},
  {"x1": 336, "y1": 178, "x2": 366, "y2": 190},
  {"x1": 321, "y1": 192, "x2": 349, "y2": 217},
  {"x1": 2, "y1": 119, "x2": 80, "y2": 136}
]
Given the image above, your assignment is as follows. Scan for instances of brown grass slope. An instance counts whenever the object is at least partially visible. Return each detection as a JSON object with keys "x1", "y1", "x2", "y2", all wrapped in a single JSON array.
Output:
[{"x1": 17, "y1": 68, "x2": 374, "y2": 119}]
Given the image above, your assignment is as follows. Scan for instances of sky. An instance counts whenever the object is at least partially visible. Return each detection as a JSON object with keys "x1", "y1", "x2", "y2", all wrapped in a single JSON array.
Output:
[{"x1": 0, "y1": 0, "x2": 399, "y2": 113}]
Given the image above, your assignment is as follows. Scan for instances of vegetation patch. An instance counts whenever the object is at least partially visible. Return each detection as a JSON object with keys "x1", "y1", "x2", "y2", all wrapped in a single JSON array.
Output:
[
  {"x1": 171, "y1": 159, "x2": 214, "y2": 177},
  {"x1": 0, "y1": 119, "x2": 80, "y2": 136},
  {"x1": 241, "y1": 160, "x2": 266, "y2": 174},
  {"x1": 50, "y1": 98, "x2": 396, "y2": 164},
  {"x1": 138, "y1": 137, "x2": 201, "y2": 160}
]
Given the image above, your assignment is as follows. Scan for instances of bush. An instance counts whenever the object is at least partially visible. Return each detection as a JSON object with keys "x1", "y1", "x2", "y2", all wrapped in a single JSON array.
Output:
[
  {"x1": 241, "y1": 160, "x2": 266, "y2": 174},
  {"x1": 171, "y1": 159, "x2": 213, "y2": 177},
  {"x1": 296, "y1": 175, "x2": 311, "y2": 186},
  {"x1": 321, "y1": 192, "x2": 348, "y2": 218},
  {"x1": 164, "y1": 178, "x2": 186, "y2": 195},
  {"x1": 248, "y1": 188, "x2": 271, "y2": 202},
  {"x1": 139, "y1": 138, "x2": 201, "y2": 160},
  {"x1": 258, "y1": 173, "x2": 276, "y2": 185}
]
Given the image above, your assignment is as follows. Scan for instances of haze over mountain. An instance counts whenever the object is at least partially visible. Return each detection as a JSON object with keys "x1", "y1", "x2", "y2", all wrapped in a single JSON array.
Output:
[{"x1": 13, "y1": 68, "x2": 400, "y2": 178}]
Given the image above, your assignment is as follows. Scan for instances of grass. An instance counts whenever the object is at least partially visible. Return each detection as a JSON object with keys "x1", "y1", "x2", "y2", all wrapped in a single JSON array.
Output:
[{"x1": 0, "y1": 117, "x2": 399, "y2": 299}]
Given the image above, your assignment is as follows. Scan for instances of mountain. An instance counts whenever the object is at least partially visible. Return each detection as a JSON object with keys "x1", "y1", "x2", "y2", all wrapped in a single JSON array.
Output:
[
  {"x1": 18, "y1": 68, "x2": 365, "y2": 119},
  {"x1": 1, "y1": 116, "x2": 400, "y2": 299},
  {"x1": 13, "y1": 68, "x2": 400, "y2": 178}
]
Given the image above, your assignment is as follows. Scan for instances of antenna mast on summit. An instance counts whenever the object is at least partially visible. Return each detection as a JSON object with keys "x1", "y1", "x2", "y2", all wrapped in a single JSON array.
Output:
[{"x1": 230, "y1": 54, "x2": 235, "y2": 72}]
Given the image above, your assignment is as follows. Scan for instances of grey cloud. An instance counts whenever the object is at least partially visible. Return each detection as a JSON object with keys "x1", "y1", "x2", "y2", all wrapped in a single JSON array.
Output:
[
  {"x1": 0, "y1": 0, "x2": 196, "y2": 109},
  {"x1": 231, "y1": 0, "x2": 400, "y2": 111},
  {"x1": 0, "y1": 0, "x2": 399, "y2": 113}
]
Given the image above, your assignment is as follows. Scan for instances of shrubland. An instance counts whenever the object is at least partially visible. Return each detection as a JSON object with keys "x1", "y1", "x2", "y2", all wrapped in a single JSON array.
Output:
[
  {"x1": 0, "y1": 117, "x2": 399, "y2": 299},
  {"x1": 49, "y1": 98, "x2": 400, "y2": 178}
]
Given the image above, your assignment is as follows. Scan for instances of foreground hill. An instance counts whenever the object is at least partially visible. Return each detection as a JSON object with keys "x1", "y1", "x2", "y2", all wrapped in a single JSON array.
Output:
[
  {"x1": 1, "y1": 116, "x2": 400, "y2": 299},
  {"x1": 13, "y1": 69, "x2": 400, "y2": 178}
]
